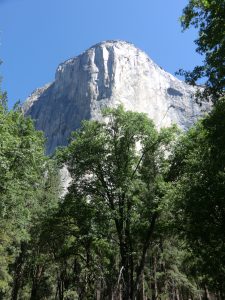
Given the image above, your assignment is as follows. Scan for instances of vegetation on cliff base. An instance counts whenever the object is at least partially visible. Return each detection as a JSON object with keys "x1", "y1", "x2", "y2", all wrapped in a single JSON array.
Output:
[
  {"x1": 0, "y1": 0, "x2": 224, "y2": 298},
  {"x1": 1, "y1": 100, "x2": 224, "y2": 299}
]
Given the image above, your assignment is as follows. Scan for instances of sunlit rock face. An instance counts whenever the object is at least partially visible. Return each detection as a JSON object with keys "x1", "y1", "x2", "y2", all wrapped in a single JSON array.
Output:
[{"x1": 24, "y1": 40, "x2": 211, "y2": 154}]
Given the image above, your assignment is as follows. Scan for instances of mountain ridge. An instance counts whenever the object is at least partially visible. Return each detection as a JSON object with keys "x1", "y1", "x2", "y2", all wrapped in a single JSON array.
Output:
[{"x1": 24, "y1": 40, "x2": 211, "y2": 154}]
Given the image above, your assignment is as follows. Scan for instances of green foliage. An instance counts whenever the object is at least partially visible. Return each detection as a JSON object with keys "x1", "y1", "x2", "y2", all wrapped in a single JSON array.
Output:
[
  {"x1": 0, "y1": 64, "x2": 7, "y2": 111},
  {"x1": 178, "y1": 0, "x2": 225, "y2": 101},
  {"x1": 57, "y1": 106, "x2": 177, "y2": 298},
  {"x1": 0, "y1": 98, "x2": 218, "y2": 299},
  {"x1": 0, "y1": 95, "x2": 60, "y2": 298},
  {"x1": 1, "y1": 17, "x2": 224, "y2": 294},
  {"x1": 169, "y1": 98, "x2": 225, "y2": 293}
]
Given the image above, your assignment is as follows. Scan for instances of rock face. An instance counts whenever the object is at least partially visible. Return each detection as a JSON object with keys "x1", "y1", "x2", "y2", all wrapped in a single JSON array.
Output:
[{"x1": 24, "y1": 40, "x2": 211, "y2": 154}]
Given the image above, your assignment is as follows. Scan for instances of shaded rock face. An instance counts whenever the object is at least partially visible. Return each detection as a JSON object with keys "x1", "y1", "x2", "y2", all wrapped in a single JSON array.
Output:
[{"x1": 24, "y1": 40, "x2": 211, "y2": 154}]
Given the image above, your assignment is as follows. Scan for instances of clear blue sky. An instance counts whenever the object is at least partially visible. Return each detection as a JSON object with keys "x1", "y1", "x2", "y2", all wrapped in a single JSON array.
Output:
[{"x1": 0, "y1": 0, "x2": 202, "y2": 108}]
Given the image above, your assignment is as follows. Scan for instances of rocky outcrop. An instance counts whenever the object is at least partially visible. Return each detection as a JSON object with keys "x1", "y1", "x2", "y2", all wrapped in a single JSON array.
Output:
[{"x1": 24, "y1": 40, "x2": 211, "y2": 154}]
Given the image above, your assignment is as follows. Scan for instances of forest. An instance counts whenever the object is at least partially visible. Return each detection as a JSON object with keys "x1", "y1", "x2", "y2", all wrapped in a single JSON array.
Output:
[{"x1": 0, "y1": 0, "x2": 224, "y2": 299}]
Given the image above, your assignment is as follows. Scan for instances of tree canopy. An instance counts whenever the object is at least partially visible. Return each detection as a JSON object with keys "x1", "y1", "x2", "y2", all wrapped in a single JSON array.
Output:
[
  {"x1": 0, "y1": 0, "x2": 224, "y2": 298},
  {"x1": 178, "y1": 0, "x2": 225, "y2": 100},
  {"x1": 57, "y1": 106, "x2": 177, "y2": 299},
  {"x1": 0, "y1": 93, "x2": 60, "y2": 299}
]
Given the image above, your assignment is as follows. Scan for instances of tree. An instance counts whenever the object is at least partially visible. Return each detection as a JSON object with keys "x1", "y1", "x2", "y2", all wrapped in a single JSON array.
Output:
[
  {"x1": 169, "y1": 97, "x2": 225, "y2": 297},
  {"x1": 178, "y1": 0, "x2": 225, "y2": 101},
  {"x1": 58, "y1": 106, "x2": 177, "y2": 299},
  {"x1": 172, "y1": 2, "x2": 225, "y2": 295},
  {"x1": 0, "y1": 97, "x2": 60, "y2": 299},
  {"x1": 12, "y1": 161, "x2": 61, "y2": 300}
]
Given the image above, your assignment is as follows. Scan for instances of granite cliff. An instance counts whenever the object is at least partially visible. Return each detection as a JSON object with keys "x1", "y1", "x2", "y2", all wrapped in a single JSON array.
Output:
[{"x1": 24, "y1": 40, "x2": 211, "y2": 154}]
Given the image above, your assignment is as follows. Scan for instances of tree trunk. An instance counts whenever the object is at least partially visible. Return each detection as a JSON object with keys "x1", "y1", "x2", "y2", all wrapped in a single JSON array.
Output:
[
  {"x1": 30, "y1": 283, "x2": 38, "y2": 300},
  {"x1": 11, "y1": 243, "x2": 27, "y2": 300},
  {"x1": 136, "y1": 273, "x2": 145, "y2": 300},
  {"x1": 176, "y1": 288, "x2": 180, "y2": 300},
  {"x1": 30, "y1": 264, "x2": 45, "y2": 300},
  {"x1": 204, "y1": 286, "x2": 211, "y2": 300},
  {"x1": 153, "y1": 256, "x2": 158, "y2": 300},
  {"x1": 119, "y1": 241, "x2": 135, "y2": 300},
  {"x1": 56, "y1": 271, "x2": 64, "y2": 300},
  {"x1": 134, "y1": 213, "x2": 158, "y2": 300}
]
